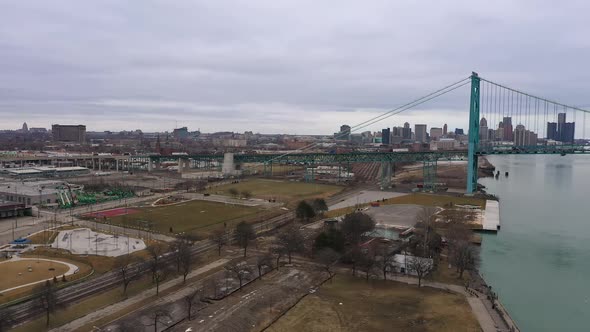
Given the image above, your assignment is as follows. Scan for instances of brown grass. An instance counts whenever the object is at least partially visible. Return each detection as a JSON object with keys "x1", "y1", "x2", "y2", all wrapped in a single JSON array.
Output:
[
  {"x1": 268, "y1": 275, "x2": 480, "y2": 332},
  {"x1": 0, "y1": 260, "x2": 69, "y2": 291}
]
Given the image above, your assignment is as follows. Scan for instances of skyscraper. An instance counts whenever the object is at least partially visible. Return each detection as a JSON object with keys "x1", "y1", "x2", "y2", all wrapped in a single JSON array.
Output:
[
  {"x1": 402, "y1": 122, "x2": 412, "y2": 139},
  {"x1": 381, "y1": 128, "x2": 391, "y2": 145},
  {"x1": 443, "y1": 123, "x2": 448, "y2": 136},
  {"x1": 430, "y1": 127, "x2": 443, "y2": 141},
  {"x1": 479, "y1": 117, "x2": 488, "y2": 141},
  {"x1": 415, "y1": 124, "x2": 427, "y2": 142},
  {"x1": 563, "y1": 122, "x2": 575, "y2": 143},
  {"x1": 557, "y1": 113, "x2": 566, "y2": 140},
  {"x1": 546, "y1": 122, "x2": 558, "y2": 140},
  {"x1": 502, "y1": 117, "x2": 513, "y2": 141}
]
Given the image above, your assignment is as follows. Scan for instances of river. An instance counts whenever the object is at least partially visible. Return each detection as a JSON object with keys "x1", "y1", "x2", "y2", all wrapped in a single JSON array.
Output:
[{"x1": 479, "y1": 154, "x2": 590, "y2": 332}]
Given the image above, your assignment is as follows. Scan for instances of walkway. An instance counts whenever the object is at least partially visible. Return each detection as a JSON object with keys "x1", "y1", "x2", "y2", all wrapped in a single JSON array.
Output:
[{"x1": 0, "y1": 257, "x2": 79, "y2": 293}]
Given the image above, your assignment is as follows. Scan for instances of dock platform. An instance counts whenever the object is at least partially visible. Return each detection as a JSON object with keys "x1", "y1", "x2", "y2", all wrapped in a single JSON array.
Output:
[{"x1": 481, "y1": 200, "x2": 500, "y2": 232}]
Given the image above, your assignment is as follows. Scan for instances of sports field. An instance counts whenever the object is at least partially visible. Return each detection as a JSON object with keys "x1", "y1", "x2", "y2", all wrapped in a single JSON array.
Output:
[
  {"x1": 107, "y1": 199, "x2": 265, "y2": 235},
  {"x1": 209, "y1": 179, "x2": 342, "y2": 204},
  {"x1": 268, "y1": 275, "x2": 480, "y2": 332},
  {"x1": 0, "y1": 260, "x2": 70, "y2": 291}
]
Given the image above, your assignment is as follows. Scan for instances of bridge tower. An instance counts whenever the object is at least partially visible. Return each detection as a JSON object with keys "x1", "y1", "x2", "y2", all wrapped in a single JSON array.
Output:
[{"x1": 466, "y1": 72, "x2": 481, "y2": 194}]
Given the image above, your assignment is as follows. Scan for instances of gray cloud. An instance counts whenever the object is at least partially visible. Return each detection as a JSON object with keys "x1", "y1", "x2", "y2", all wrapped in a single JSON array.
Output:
[{"x1": 1, "y1": 0, "x2": 589, "y2": 134}]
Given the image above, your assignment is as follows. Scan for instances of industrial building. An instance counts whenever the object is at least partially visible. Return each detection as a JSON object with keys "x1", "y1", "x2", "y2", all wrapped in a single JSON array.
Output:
[
  {"x1": 0, "y1": 180, "x2": 83, "y2": 207},
  {"x1": 0, "y1": 201, "x2": 32, "y2": 219},
  {"x1": 52, "y1": 124, "x2": 86, "y2": 143},
  {"x1": 0, "y1": 166, "x2": 90, "y2": 179}
]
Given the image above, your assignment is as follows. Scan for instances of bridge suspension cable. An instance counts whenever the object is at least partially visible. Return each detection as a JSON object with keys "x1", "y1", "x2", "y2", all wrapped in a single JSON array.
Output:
[
  {"x1": 477, "y1": 76, "x2": 588, "y2": 148},
  {"x1": 253, "y1": 76, "x2": 471, "y2": 166}
]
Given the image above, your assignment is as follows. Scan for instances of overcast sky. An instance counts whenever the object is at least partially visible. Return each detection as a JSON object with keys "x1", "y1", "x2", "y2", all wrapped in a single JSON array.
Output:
[{"x1": 1, "y1": 0, "x2": 589, "y2": 135}]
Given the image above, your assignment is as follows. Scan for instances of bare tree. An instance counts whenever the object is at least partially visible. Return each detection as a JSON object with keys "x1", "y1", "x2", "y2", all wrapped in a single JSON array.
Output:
[
  {"x1": 415, "y1": 206, "x2": 438, "y2": 257},
  {"x1": 277, "y1": 226, "x2": 305, "y2": 263},
  {"x1": 153, "y1": 264, "x2": 171, "y2": 295},
  {"x1": 256, "y1": 253, "x2": 273, "y2": 278},
  {"x1": 114, "y1": 255, "x2": 143, "y2": 296},
  {"x1": 450, "y1": 241, "x2": 480, "y2": 279},
  {"x1": 146, "y1": 308, "x2": 172, "y2": 332},
  {"x1": 180, "y1": 247, "x2": 194, "y2": 283},
  {"x1": 0, "y1": 307, "x2": 14, "y2": 332},
  {"x1": 376, "y1": 244, "x2": 393, "y2": 280},
  {"x1": 211, "y1": 229, "x2": 227, "y2": 256},
  {"x1": 316, "y1": 248, "x2": 340, "y2": 281},
  {"x1": 407, "y1": 256, "x2": 433, "y2": 287},
  {"x1": 146, "y1": 243, "x2": 166, "y2": 282},
  {"x1": 34, "y1": 280, "x2": 58, "y2": 327},
  {"x1": 241, "y1": 190, "x2": 253, "y2": 199},
  {"x1": 235, "y1": 221, "x2": 256, "y2": 257},
  {"x1": 359, "y1": 252, "x2": 377, "y2": 282},
  {"x1": 184, "y1": 288, "x2": 201, "y2": 321},
  {"x1": 225, "y1": 261, "x2": 253, "y2": 290},
  {"x1": 270, "y1": 241, "x2": 285, "y2": 270}
]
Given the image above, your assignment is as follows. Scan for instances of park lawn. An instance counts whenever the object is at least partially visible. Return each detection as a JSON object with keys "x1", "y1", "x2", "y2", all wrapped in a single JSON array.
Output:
[
  {"x1": 208, "y1": 179, "x2": 342, "y2": 205},
  {"x1": 107, "y1": 199, "x2": 267, "y2": 236},
  {"x1": 384, "y1": 193, "x2": 486, "y2": 208},
  {"x1": 0, "y1": 260, "x2": 69, "y2": 291},
  {"x1": 268, "y1": 275, "x2": 480, "y2": 332},
  {"x1": 27, "y1": 231, "x2": 58, "y2": 244}
]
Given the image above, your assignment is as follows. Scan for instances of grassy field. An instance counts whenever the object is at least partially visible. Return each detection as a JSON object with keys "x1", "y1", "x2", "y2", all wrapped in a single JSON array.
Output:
[
  {"x1": 107, "y1": 199, "x2": 266, "y2": 236},
  {"x1": 208, "y1": 179, "x2": 342, "y2": 205},
  {"x1": 268, "y1": 275, "x2": 480, "y2": 332},
  {"x1": 27, "y1": 231, "x2": 58, "y2": 244},
  {"x1": 0, "y1": 260, "x2": 70, "y2": 291}
]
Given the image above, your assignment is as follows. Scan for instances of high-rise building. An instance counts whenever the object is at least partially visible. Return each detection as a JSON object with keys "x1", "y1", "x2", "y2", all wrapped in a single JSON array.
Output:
[
  {"x1": 415, "y1": 124, "x2": 427, "y2": 142},
  {"x1": 548, "y1": 113, "x2": 575, "y2": 142},
  {"x1": 514, "y1": 124, "x2": 538, "y2": 146},
  {"x1": 479, "y1": 117, "x2": 488, "y2": 141},
  {"x1": 546, "y1": 122, "x2": 558, "y2": 140},
  {"x1": 557, "y1": 113, "x2": 566, "y2": 140},
  {"x1": 429, "y1": 127, "x2": 443, "y2": 141},
  {"x1": 402, "y1": 122, "x2": 412, "y2": 139},
  {"x1": 51, "y1": 124, "x2": 86, "y2": 143},
  {"x1": 443, "y1": 123, "x2": 448, "y2": 136},
  {"x1": 392, "y1": 126, "x2": 403, "y2": 137},
  {"x1": 562, "y1": 122, "x2": 575, "y2": 143},
  {"x1": 455, "y1": 128, "x2": 465, "y2": 136},
  {"x1": 335, "y1": 125, "x2": 351, "y2": 140},
  {"x1": 173, "y1": 127, "x2": 189, "y2": 139},
  {"x1": 502, "y1": 117, "x2": 513, "y2": 141},
  {"x1": 21, "y1": 122, "x2": 28, "y2": 132},
  {"x1": 381, "y1": 128, "x2": 391, "y2": 145}
]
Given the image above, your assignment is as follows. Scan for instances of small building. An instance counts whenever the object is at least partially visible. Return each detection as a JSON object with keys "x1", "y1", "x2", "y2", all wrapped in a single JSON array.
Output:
[{"x1": 390, "y1": 254, "x2": 433, "y2": 276}]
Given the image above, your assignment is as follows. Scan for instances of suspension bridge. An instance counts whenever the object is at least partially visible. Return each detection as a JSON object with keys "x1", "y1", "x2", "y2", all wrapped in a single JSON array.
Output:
[{"x1": 2, "y1": 73, "x2": 589, "y2": 193}]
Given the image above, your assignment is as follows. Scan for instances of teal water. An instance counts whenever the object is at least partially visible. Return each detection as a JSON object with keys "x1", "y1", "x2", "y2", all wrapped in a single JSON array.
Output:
[{"x1": 479, "y1": 154, "x2": 590, "y2": 332}]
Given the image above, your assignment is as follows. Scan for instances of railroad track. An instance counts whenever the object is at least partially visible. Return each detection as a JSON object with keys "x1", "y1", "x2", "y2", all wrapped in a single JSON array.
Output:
[{"x1": 4, "y1": 187, "x2": 364, "y2": 327}]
